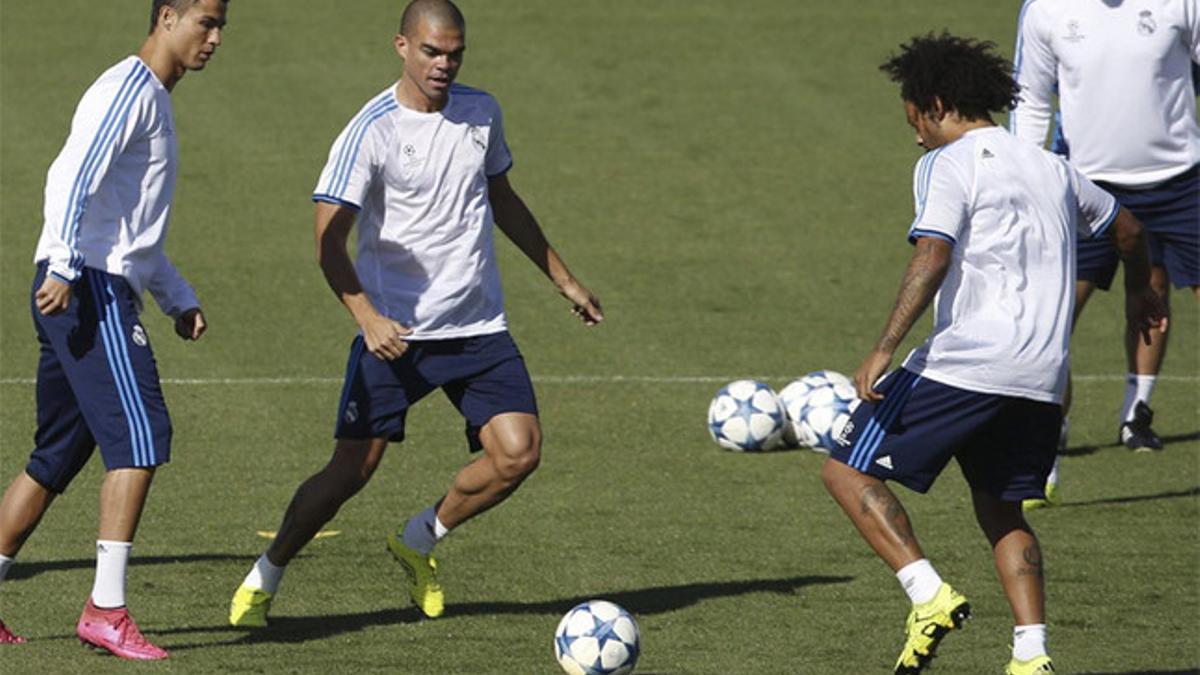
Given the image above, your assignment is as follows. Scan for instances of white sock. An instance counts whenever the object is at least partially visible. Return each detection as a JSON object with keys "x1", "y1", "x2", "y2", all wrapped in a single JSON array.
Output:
[
  {"x1": 896, "y1": 559, "x2": 942, "y2": 605},
  {"x1": 242, "y1": 553, "x2": 286, "y2": 594},
  {"x1": 434, "y1": 517, "x2": 449, "y2": 540},
  {"x1": 0, "y1": 554, "x2": 13, "y2": 583},
  {"x1": 1046, "y1": 454, "x2": 1061, "y2": 487},
  {"x1": 91, "y1": 540, "x2": 132, "y2": 609},
  {"x1": 1012, "y1": 623, "x2": 1047, "y2": 661},
  {"x1": 1118, "y1": 372, "x2": 1137, "y2": 420},
  {"x1": 1121, "y1": 374, "x2": 1157, "y2": 422},
  {"x1": 1133, "y1": 375, "x2": 1156, "y2": 412}
]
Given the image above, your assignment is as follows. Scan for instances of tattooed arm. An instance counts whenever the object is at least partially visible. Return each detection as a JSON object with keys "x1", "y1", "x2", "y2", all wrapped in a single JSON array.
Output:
[{"x1": 853, "y1": 237, "x2": 953, "y2": 401}]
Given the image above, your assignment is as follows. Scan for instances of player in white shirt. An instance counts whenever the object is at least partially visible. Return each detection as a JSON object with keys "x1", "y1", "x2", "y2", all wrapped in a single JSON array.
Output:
[
  {"x1": 821, "y1": 33, "x2": 1166, "y2": 675},
  {"x1": 229, "y1": 0, "x2": 603, "y2": 628},
  {"x1": 0, "y1": 0, "x2": 227, "y2": 659},
  {"x1": 1010, "y1": 0, "x2": 1200, "y2": 465}
]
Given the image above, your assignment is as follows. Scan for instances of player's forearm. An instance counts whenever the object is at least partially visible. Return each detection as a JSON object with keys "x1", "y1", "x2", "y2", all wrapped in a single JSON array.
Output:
[
  {"x1": 318, "y1": 247, "x2": 379, "y2": 325},
  {"x1": 874, "y1": 239, "x2": 950, "y2": 355},
  {"x1": 495, "y1": 204, "x2": 572, "y2": 288},
  {"x1": 1110, "y1": 207, "x2": 1153, "y2": 292}
]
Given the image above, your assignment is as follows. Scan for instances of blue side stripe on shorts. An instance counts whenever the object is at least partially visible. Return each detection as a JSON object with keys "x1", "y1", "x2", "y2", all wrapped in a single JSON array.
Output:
[
  {"x1": 87, "y1": 270, "x2": 150, "y2": 466},
  {"x1": 61, "y1": 63, "x2": 152, "y2": 276},
  {"x1": 101, "y1": 277, "x2": 156, "y2": 466},
  {"x1": 848, "y1": 371, "x2": 922, "y2": 471},
  {"x1": 854, "y1": 373, "x2": 922, "y2": 471},
  {"x1": 846, "y1": 370, "x2": 912, "y2": 469}
]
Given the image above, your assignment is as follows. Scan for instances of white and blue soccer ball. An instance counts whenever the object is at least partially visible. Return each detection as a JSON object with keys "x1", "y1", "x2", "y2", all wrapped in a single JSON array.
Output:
[
  {"x1": 554, "y1": 600, "x2": 640, "y2": 675},
  {"x1": 707, "y1": 379, "x2": 787, "y2": 451},
  {"x1": 779, "y1": 370, "x2": 859, "y2": 453}
]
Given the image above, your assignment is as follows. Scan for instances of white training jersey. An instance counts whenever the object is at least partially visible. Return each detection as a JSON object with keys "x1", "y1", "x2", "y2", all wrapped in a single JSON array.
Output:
[
  {"x1": 902, "y1": 127, "x2": 1118, "y2": 404},
  {"x1": 1010, "y1": 0, "x2": 1200, "y2": 187},
  {"x1": 313, "y1": 83, "x2": 513, "y2": 340},
  {"x1": 34, "y1": 56, "x2": 198, "y2": 318}
]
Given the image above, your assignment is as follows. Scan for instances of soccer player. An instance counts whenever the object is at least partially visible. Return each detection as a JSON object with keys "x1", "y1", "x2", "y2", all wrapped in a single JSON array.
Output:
[
  {"x1": 0, "y1": 0, "x2": 227, "y2": 658},
  {"x1": 228, "y1": 0, "x2": 602, "y2": 627},
  {"x1": 1009, "y1": 0, "x2": 1200, "y2": 475},
  {"x1": 821, "y1": 33, "x2": 1167, "y2": 675}
]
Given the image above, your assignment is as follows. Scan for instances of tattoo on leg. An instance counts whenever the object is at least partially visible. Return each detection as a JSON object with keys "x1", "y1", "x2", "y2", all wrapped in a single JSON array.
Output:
[
  {"x1": 1017, "y1": 542, "x2": 1044, "y2": 578},
  {"x1": 859, "y1": 484, "x2": 913, "y2": 546}
]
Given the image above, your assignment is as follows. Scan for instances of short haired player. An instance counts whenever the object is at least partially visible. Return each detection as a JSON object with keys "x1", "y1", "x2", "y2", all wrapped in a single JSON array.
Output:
[
  {"x1": 228, "y1": 0, "x2": 602, "y2": 627},
  {"x1": 819, "y1": 33, "x2": 1167, "y2": 675},
  {"x1": 0, "y1": 0, "x2": 228, "y2": 658},
  {"x1": 1010, "y1": 0, "x2": 1200, "y2": 478}
]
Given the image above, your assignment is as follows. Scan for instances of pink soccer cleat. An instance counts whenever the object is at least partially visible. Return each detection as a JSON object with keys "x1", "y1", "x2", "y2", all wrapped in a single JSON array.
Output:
[
  {"x1": 76, "y1": 598, "x2": 168, "y2": 660},
  {"x1": 0, "y1": 619, "x2": 26, "y2": 644}
]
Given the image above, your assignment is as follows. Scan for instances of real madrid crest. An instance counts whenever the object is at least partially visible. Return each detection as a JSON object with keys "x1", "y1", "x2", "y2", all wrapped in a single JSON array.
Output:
[{"x1": 1137, "y1": 10, "x2": 1156, "y2": 36}]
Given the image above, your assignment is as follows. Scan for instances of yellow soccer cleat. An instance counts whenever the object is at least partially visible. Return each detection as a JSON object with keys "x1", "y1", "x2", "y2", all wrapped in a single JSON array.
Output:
[
  {"x1": 387, "y1": 536, "x2": 444, "y2": 618},
  {"x1": 894, "y1": 583, "x2": 971, "y2": 674},
  {"x1": 1022, "y1": 481, "x2": 1061, "y2": 512},
  {"x1": 1006, "y1": 655, "x2": 1055, "y2": 674},
  {"x1": 229, "y1": 584, "x2": 273, "y2": 628}
]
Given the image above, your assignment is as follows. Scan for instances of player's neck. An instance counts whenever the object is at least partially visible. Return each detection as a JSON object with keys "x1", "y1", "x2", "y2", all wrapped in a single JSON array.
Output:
[
  {"x1": 940, "y1": 116, "x2": 995, "y2": 145},
  {"x1": 138, "y1": 38, "x2": 184, "y2": 92},
  {"x1": 394, "y1": 79, "x2": 448, "y2": 113}
]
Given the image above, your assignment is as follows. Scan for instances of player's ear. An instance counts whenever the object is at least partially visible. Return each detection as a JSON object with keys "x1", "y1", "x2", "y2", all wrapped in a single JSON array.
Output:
[
  {"x1": 394, "y1": 33, "x2": 408, "y2": 59},
  {"x1": 158, "y1": 5, "x2": 177, "y2": 31},
  {"x1": 929, "y1": 96, "x2": 946, "y2": 121}
]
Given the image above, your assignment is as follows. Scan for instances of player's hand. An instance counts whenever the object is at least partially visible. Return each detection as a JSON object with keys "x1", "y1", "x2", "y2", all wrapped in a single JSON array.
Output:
[
  {"x1": 361, "y1": 312, "x2": 411, "y2": 360},
  {"x1": 175, "y1": 308, "x2": 206, "y2": 341},
  {"x1": 853, "y1": 350, "x2": 893, "y2": 403},
  {"x1": 35, "y1": 276, "x2": 72, "y2": 316},
  {"x1": 1127, "y1": 287, "x2": 1169, "y2": 346},
  {"x1": 560, "y1": 278, "x2": 603, "y2": 326}
]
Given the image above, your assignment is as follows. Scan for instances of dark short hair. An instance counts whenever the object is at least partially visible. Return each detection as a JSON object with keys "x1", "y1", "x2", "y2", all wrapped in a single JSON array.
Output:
[
  {"x1": 880, "y1": 31, "x2": 1020, "y2": 121},
  {"x1": 399, "y1": 0, "x2": 465, "y2": 37},
  {"x1": 150, "y1": 0, "x2": 228, "y2": 33}
]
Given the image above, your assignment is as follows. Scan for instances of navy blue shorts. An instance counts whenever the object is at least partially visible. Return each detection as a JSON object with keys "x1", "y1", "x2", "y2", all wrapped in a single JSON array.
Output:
[
  {"x1": 1081, "y1": 165, "x2": 1200, "y2": 290},
  {"x1": 829, "y1": 369, "x2": 1061, "y2": 501},
  {"x1": 334, "y1": 331, "x2": 538, "y2": 452},
  {"x1": 26, "y1": 264, "x2": 172, "y2": 494}
]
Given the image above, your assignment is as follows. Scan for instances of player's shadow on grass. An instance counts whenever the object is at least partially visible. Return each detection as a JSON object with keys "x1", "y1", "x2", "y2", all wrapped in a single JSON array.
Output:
[
  {"x1": 1059, "y1": 485, "x2": 1199, "y2": 508},
  {"x1": 6, "y1": 553, "x2": 248, "y2": 581},
  {"x1": 1062, "y1": 430, "x2": 1200, "y2": 456},
  {"x1": 157, "y1": 574, "x2": 852, "y2": 649}
]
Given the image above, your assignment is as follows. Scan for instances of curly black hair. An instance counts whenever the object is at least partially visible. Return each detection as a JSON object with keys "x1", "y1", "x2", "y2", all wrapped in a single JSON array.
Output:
[{"x1": 880, "y1": 32, "x2": 1020, "y2": 121}]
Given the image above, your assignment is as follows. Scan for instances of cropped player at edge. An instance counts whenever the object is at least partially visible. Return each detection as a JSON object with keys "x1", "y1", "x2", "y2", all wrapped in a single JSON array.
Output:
[
  {"x1": 229, "y1": 0, "x2": 602, "y2": 627},
  {"x1": 0, "y1": 0, "x2": 227, "y2": 657},
  {"x1": 1009, "y1": 0, "x2": 1200, "y2": 507},
  {"x1": 819, "y1": 34, "x2": 1166, "y2": 675}
]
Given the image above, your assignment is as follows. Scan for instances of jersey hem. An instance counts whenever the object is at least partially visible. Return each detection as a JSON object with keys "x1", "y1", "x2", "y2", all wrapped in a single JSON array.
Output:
[
  {"x1": 390, "y1": 323, "x2": 509, "y2": 342},
  {"x1": 904, "y1": 366, "x2": 1062, "y2": 405}
]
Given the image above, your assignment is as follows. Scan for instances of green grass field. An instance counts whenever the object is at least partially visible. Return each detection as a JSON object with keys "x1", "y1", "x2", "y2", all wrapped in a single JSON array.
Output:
[{"x1": 1, "y1": 1, "x2": 1197, "y2": 672}]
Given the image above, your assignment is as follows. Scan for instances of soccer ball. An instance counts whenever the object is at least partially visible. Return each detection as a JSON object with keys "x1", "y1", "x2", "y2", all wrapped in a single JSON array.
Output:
[
  {"x1": 554, "y1": 600, "x2": 640, "y2": 675},
  {"x1": 779, "y1": 370, "x2": 859, "y2": 453},
  {"x1": 707, "y1": 380, "x2": 787, "y2": 451}
]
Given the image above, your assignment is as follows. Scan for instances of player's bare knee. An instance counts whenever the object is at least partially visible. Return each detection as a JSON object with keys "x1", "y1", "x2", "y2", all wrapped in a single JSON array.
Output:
[
  {"x1": 819, "y1": 457, "x2": 851, "y2": 494},
  {"x1": 498, "y1": 440, "x2": 540, "y2": 481}
]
